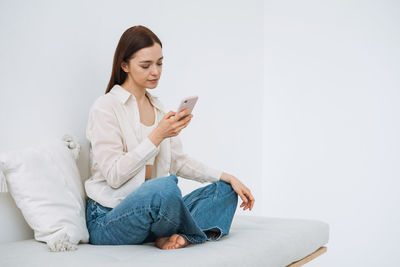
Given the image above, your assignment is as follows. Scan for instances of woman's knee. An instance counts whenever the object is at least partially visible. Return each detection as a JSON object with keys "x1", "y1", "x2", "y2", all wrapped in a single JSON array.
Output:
[
  {"x1": 216, "y1": 180, "x2": 235, "y2": 194},
  {"x1": 216, "y1": 181, "x2": 238, "y2": 204},
  {"x1": 146, "y1": 174, "x2": 176, "y2": 187},
  {"x1": 148, "y1": 174, "x2": 182, "y2": 200}
]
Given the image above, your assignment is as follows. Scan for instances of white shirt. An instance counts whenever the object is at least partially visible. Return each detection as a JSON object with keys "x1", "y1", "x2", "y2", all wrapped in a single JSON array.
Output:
[{"x1": 84, "y1": 84, "x2": 222, "y2": 208}]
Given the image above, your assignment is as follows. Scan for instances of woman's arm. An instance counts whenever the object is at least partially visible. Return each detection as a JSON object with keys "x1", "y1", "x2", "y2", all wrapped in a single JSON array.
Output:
[
  {"x1": 219, "y1": 171, "x2": 255, "y2": 211},
  {"x1": 169, "y1": 135, "x2": 223, "y2": 183},
  {"x1": 87, "y1": 107, "x2": 158, "y2": 189},
  {"x1": 219, "y1": 172, "x2": 233, "y2": 183},
  {"x1": 169, "y1": 136, "x2": 255, "y2": 211},
  {"x1": 168, "y1": 133, "x2": 255, "y2": 211}
]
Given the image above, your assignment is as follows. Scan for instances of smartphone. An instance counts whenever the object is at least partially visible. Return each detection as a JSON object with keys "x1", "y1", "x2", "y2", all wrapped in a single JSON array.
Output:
[{"x1": 176, "y1": 95, "x2": 198, "y2": 121}]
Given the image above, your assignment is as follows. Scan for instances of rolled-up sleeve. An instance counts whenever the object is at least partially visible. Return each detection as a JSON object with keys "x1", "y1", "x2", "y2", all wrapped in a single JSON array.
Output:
[
  {"x1": 87, "y1": 107, "x2": 158, "y2": 189},
  {"x1": 169, "y1": 135, "x2": 222, "y2": 183}
]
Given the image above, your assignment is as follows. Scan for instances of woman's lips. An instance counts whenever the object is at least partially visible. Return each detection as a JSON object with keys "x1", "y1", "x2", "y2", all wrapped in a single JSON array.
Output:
[{"x1": 148, "y1": 79, "x2": 158, "y2": 82}]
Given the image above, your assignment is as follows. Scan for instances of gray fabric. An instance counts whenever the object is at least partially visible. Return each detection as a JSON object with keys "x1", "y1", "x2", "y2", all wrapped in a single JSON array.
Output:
[{"x1": 0, "y1": 215, "x2": 329, "y2": 267}]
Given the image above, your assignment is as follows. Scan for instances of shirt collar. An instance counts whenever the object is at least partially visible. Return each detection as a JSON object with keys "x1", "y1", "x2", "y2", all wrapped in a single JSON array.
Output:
[{"x1": 109, "y1": 84, "x2": 163, "y2": 110}]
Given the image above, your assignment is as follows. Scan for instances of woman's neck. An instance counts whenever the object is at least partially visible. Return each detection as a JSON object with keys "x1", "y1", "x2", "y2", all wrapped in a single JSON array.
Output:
[{"x1": 121, "y1": 80, "x2": 147, "y2": 104}]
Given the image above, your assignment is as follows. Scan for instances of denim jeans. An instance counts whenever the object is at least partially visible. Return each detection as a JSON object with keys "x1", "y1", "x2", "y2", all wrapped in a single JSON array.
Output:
[{"x1": 86, "y1": 174, "x2": 238, "y2": 245}]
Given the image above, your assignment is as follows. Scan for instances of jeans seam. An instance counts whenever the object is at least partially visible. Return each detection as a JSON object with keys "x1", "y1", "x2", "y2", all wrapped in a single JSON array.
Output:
[
  {"x1": 185, "y1": 184, "x2": 215, "y2": 206},
  {"x1": 186, "y1": 196, "x2": 209, "y2": 207},
  {"x1": 186, "y1": 182, "x2": 236, "y2": 209},
  {"x1": 158, "y1": 210, "x2": 179, "y2": 227},
  {"x1": 213, "y1": 182, "x2": 219, "y2": 201},
  {"x1": 97, "y1": 205, "x2": 160, "y2": 227},
  {"x1": 92, "y1": 206, "x2": 162, "y2": 244}
]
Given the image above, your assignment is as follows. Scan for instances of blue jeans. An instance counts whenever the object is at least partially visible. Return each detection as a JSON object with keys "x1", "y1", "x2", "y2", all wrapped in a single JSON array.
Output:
[{"x1": 86, "y1": 174, "x2": 238, "y2": 245}]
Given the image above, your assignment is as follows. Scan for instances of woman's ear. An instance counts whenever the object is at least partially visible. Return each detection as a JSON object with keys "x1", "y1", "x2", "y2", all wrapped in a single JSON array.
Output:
[{"x1": 121, "y1": 61, "x2": 128, "y2": 73}]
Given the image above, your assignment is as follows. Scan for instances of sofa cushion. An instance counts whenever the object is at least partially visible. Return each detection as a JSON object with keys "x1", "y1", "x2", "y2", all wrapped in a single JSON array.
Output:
[
  {"x1": 0, "y1": 135, "x2": 89, "y2": 251},
  {"x1": 0, "y1": 215, "x2": 329, "y2": 267}
]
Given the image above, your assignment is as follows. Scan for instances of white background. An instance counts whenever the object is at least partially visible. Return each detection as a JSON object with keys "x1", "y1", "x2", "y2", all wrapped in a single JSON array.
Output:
[
  {"x1": 1, "y1": 0, "x2": 399, "y2": 266},
  {"x1": 264, "y1": 1, "x2": 399, "y2": 266}
]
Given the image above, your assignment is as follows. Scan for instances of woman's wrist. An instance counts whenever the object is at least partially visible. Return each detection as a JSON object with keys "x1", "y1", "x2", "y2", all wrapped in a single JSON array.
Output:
[
  {"x1": 148, "y1": 129, "x2": 164, "y2": 147},
  {"x1": 220, "y1": 172, "x2": 234, "y2": 183}
]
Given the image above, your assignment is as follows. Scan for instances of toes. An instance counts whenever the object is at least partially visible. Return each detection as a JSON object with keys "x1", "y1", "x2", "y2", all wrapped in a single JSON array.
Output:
[
  {"x1": 170, "y1": 234, "x2": 179, "y2": 242},
  {"x1": 159, "y1": 234, "x2": 190, "y2": 250},
  {"x1": 177, "y1": 235, "x2": 189, "y2": 247},
  {"x1": 156, "y1": 237, "x2": 168, "y2": 249}
]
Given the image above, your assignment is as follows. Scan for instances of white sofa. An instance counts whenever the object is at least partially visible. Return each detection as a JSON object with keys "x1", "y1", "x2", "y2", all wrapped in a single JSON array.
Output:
[{"x1": 0, "y1": 141, "x2": 329, "y2": 267}]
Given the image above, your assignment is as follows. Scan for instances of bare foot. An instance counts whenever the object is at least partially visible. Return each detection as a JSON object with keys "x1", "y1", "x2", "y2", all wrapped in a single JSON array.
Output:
[
  {"x1": 155, "y1": 234, "x2": 190, "y2": 250},
  {"x1": 155, "y1": 236, "x2": 169, "y2": 249}
]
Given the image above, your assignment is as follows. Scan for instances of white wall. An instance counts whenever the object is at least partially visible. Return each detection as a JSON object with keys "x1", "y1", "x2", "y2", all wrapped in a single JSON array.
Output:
[
  {"x1": 264, "y1": 1, "x2": 400, "y2": 266},
  {"x1": 0, "y1": 0, "x2": 263, "y2": 243},
  {"x1": 5, "y1": 1, "x2": 397, "y2": 265}
]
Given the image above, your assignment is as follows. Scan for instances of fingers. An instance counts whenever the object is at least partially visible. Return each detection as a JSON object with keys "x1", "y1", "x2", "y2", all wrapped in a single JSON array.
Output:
[
  {"x1": 175, "y1": 109, "x2": 190, "y2": 121},
  {"x1": 165, "y1": 109, "x2": 190, "y2": 122},
  {"x1": 162, "y1": 110, "x2": 193, "y2": 137},
  {"x1": 239, "y1": 190, "x2": 255, "y2": 211},
  {"x1": 178, "y1": 113, "x2": 193, "y2": 126},
  {"x1": 247, "y1": 192, "x2": 255, "y2": 211},
  {"x1": 175, "y1": 115, "x2": 193, "y2": 132},
  {"x1": 238, "y1": 193, "x2": 248, "y2": 209},
  {"x1": 166, "y1": 114, "x2": 192, "y2": 137},
  {"x1": 173, "y1": 110, "x2": 192, "y2": 127},
  {"x1": 165, "y1": 111, "x2": 176, "y2": 120}
]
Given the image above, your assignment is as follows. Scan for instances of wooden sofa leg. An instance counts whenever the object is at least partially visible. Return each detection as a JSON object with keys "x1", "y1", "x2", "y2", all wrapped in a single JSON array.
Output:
[{"x1": 287, "y1": 246, "x2": 327, "y2": 267}]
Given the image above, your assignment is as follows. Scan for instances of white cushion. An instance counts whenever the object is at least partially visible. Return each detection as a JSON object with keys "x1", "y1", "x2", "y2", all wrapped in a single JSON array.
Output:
[
  {"x1": 0, "y1": 135, "x2": 89, "y2": 251},
  {"x1": 0, "y1": 215, "x2": 329, "y2": 267}
]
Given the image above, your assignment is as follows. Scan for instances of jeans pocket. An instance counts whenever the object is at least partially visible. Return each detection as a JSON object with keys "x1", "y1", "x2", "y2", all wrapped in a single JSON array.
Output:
[
  {"x1": 86, "y1": 201, "x2": 97, "y2": 225},
  {"x1": 94, "y1": 202, "x2": 112, "y2": 217}
]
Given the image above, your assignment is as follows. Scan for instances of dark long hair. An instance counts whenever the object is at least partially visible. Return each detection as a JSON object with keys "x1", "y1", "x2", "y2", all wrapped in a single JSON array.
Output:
[{"x1": 105, "y1": 25, "x2": 162, "y2": 94}]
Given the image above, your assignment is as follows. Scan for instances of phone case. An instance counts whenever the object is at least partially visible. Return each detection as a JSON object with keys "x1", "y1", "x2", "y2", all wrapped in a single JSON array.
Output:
[{"x1": 176, "y1": 95, "x2": 198, "y2": 120}]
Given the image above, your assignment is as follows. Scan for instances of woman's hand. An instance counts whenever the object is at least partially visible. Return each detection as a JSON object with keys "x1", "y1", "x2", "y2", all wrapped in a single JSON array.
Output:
[
  {"x1": 220, "y1": 172, "x2": 255, "y2": 211},
  {"x1": 148, "y1": 109, "x2": 192, "y2": 146}
]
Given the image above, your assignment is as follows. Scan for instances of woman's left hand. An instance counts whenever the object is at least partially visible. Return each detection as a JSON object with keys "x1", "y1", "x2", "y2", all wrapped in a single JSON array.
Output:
[{"x1": 220, "y1": 172, "x2": 255, "y2": 211}]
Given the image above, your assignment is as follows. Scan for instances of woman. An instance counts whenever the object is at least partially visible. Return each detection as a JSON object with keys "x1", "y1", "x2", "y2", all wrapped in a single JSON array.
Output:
[{"x1": 85, "y1": 25, "x2": 255, "y2": 250}]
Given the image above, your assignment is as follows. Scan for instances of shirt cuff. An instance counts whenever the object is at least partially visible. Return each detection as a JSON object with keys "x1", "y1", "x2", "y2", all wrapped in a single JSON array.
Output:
[
  {"x1": 206, "y1": 168, "x2": 223, "y2": 183},
  {"x1": 134, "y1": 136, "x2": 158, "y2": 161}
]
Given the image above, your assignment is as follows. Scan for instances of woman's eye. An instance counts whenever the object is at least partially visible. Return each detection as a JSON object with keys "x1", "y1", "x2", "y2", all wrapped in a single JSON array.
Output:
[{"x1": 141, "y1": 63, "x2": 162, "y2": 69}]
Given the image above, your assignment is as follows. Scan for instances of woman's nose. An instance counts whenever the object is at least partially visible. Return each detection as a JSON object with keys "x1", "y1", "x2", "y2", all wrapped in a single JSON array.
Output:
[{"x1": 150, "y1": 65, "x2": 160, "y2": 76}]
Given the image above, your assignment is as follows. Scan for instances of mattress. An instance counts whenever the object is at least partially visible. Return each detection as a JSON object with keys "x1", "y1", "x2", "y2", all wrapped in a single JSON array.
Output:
[{"x1": 0, "y1": 215, "x2": 329, "y2": 267}]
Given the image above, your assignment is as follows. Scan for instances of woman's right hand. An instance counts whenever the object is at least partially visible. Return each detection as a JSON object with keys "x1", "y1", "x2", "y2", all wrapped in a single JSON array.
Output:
[{"x1": 148, "y1": 109, "x2": 193, "y2": 146}]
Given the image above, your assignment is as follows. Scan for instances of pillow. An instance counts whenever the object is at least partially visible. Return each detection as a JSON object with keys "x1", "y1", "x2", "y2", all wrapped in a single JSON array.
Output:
[{"x1": 0, "y1": 134, "x2": 89, "y2": 252}]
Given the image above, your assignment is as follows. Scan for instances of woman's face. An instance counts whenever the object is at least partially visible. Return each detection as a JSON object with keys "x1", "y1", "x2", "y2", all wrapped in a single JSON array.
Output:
[{"x1": 121, "y1": 43, "x2": 163, "y2": 89}]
